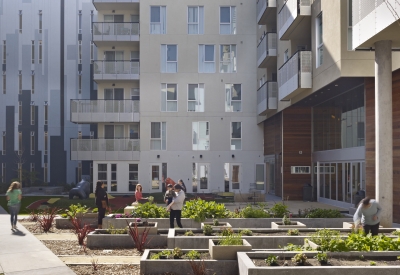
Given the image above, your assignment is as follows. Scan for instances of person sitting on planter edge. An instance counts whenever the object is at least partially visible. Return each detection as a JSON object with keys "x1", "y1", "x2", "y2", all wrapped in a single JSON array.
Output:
[
  {"x1": 164, "y1": 184, "x2": 176, "y2": 205},
  {"x1": 353, "y1": 197, "x2": 382, "y2": 236},
  {"x1": 166, "y1": 184, "x2": 185, "y2": 228}
]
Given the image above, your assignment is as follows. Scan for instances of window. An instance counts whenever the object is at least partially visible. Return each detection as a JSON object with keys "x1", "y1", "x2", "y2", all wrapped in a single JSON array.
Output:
[
  {"x1": 129, "y1": 164, "x2": 139, "y2": 191},
  {"x1": 220, "y1": 45, "x2": 236, "y2": 73},
  {"x1": 291, "y1": 166, "x2": 311, "y2": 174},
  {"x1": 348, "y1": 0, "x2": 353, "y2": 50},
  {"x1": 284, "y1": 49, "x2": 289, "y2": 62},
  {"x1": 44, "y1": 104, "x2": 48, "y2": 125},
  {"x1": 316, "y1": 12, "x2": 323, "y2": 67},
  {"x1": 150, "y1": 122, "x2": 166, "y2": 150},
  {"x1": 192, "y1": 163, "x2": 209, "y2": 190},
  {"x1": 78, "y1": 10, "x2": 82, "y2": 34},
  {"x1": 220, "y1": 6, "x2": 236, "y2": 34},
  {"x1": 192, "y1": 122, "x2": 209, "y2": 150},
  {"x1": 2, "y1": 41, "x2": 5, "y2": 64},
  {"x1": 111, "y1": 164, "x2": 117, "y2": 191},
  {"x1": 18, "y1": 73, "x2": 22, "y2": 94},
  {"x1": 188, "y1": 6, "x2": 204, "y2": 34},
  {"x1": 78, "y1": 74, "x2": 82, "y2": 94},
  {"x1": 161, "y1": 83, "x2": 177, "y2": 112},
  {"x1": 44, "y1": 132, "x2": 48, "y2": 155},
  {"x1": 39, "y1": 10, "x2": 42, "y2": 34},
  {"x1": 131, "y1": 88, "x2": 140, "y2": 100},
  {"x1": 151, "y1": 165, "x2": 160, "y2": 189},
  {"x1": 30, "y1": 132, "x2": 35, "y2": 155},
  {"x1": 188, "y1": 84, "x2": 204, "y2": 112},
  {"x1": 31, "y1": 105, "x2": 35, "y2": 125},
  {"x1": 98, "y1": 164, "x2": 107, "y2": 190},
  {"x1": 2, "y1": 163, "x2": 5, "y2": 183},
  {"x1": 150, "y1": 6, "x2": 166, "y2": 34},
  {"x1": 232, "y1": 165, "x2": 240, "y2": 189},
  {"x1": 18, "y1": 102, "x2": 22, "y2": 125},
  {"x1": 225, "y1": 84, "x2": 241, "y2": 112},
  {"x1": 198, "y1": 45, "x2": 215, "y2": 73},
  {"x1": 44, "y1": 163, "x2": 48, "y2": 183},
  {"x1": 2, "y1": 131, "x2": 5, "y2": 155},
  {"x1": 255, "y1": 164, "x2": 265, "y2": 190},
  {"x1": 161, "y1": 45, "x2": 177, "y2": 73},
  {"x1": 78, "y1": 40, "x2": 82, "y2": 64},
  {"x1": 31, "y1": 75, "x2": 34, "y2": 94},
  {"x1": 19, "y1": 10, "x2": 22, "y2": 33},
  {"x1": 231, "y1": 122, "x2": 241, "y2": 150},
  {"x1": 2, "y1": 75, "x2": 5, "y2": 94},
  {"x1": 31, "y1": 41, "x2": 35, "y2": 64},
  {"x1": 39, "y1": 41, "x2": 42, "y2": 64},
  {"x1": 90, "y1": 42, "x2": 94, "y2": 62}
]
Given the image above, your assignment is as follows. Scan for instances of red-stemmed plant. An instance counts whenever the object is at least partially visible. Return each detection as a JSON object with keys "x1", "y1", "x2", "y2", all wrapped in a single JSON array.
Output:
[
  {"x1": 70, "y1": 217, "x2": 94, "y2": 246},
  {"x1": 126, "y1": 220, "x2": 150, "y2": 253},
  {"x1": 188, "y1": 259, "x2": 209, "y2": 275},
  {"x1": 35, "y1": 207, "x2": 59, "y2": 233}
]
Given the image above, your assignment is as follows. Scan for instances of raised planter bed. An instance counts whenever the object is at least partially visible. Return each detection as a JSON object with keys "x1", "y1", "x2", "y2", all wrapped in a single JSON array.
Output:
[
  {"x1": 55, "y1": 216, "x2": 97, "y2": 229},
  {"x1": 127, "y1": 222, "x2": 158, "y2": 235},
  {"x1": 271, "y1": 221, "x2": 307, "y2": 229},
  {"x1": 238, "y1": 251, "x2": 400, "y2": 275},
  {"x1": 141, "y1": 249, "x2": 238, "y2": 275},
  {"x1": 86, "y1": 229, "x2": 167, "y2": 249},
  {"x1": 343, "y1": 222, "x2": 383, "y2": 229},
  {"x1": 209, "y1": 239, "x2": 252, "y2": 260},
  {"x1": 201, "y1": 222, "x2": 232, "y2": 229}
]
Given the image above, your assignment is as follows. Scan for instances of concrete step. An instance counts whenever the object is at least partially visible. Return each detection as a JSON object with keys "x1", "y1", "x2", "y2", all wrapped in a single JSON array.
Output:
[{"x1": 58, "y1": 255, "x2": 141, "y2": 265}]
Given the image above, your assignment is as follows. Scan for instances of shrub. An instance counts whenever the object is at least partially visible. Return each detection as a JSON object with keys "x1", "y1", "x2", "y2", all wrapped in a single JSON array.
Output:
[
  {"x1": 35, "y1": 208, "x2": 59, "y2": 233},
  {"x1": 220, "y1": 228, "x2": 234, "y2": 236},
  {"x1": 240, "y1": 229, "x2": 253, "y2": 236},
  {"x1": 126, "y1": 220, "x2": 150, "y2": 253},
  {"x1": 184, "y1": 230, "x2": 195, "y2": 236},
  {"x1": 270, "y1": 203, "x2": 288, "y2": 218},
  {"x1": 131, "y1": 202, "x2": 169, "y2": 218},
  {"x1": 203, "y1": 224, "x2": 213, "y2": 236},
  {"x1": 186, "y1": 250, "x2": 201, "y2": 260},
  {"x1": 265, "y1": 255, "x2": 279, "y2": 266},
  {"x1": 107, "y1": 225, "x2": 127, "y2": 234},
  {"x1": 70, "y1": 218, "x2": 94, "y2": 246},
  {"x1": 217, "y1": 233, "x2": 243, "y2": 246},
  {"x1": 239, "y1": 204, "x2": 270, "y2": 218},
  {"x1": 370, "y1": 261, "x2": 376, "y2": 266},
  {"x1": 150, "y1": 253, "x2": 160, "y2": 260},
  {"x1": 305, "y1": 208, "x2": 342, "y2": 218},
  {"x1": 309, "y1": 229, "x2": 342, "y2": 251},
  {"x1": 291, "y1": 253, "x2": 307, "y2": 265},
  {"x1": 65, "y1": 203, "x2": 89, "y2": 219},
  {"x1": 92, "y1": 207, "x2": 98, "y2": 213},
  {"x1": 391, "y1": 230, "x2": 400, "y2": 236},
  {"x1": 287, "y1": 229, "x2": 299, "y2": 236},
  {"x1": 182, "y1": 199, "x2": 229, "y2": 222},
  {"x1": 282, "y1": 215, "x2": 291, "y2": 225},
  {"x1": 213, "y1": 219, "x2": 219, "y2": 226},
  {"x1": 314, "y1": 252, "x2": 328, "y2": 264},
  {"x1": 173, "y1": 247, "x2": 183, "y2": 259}
]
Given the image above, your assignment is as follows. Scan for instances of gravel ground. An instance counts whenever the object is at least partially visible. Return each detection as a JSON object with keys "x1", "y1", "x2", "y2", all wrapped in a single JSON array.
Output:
[
  {"x1": 22, "y1": 222, "x2": 74, "y2": 234},
  {"x1": 68, "y1": 264, "x2": 141, "y2": 275}
]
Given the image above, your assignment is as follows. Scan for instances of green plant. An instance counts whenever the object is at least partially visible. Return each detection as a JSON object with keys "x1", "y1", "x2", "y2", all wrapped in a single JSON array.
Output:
[
  {"x1": 291, "y1": 253, "x2": 308, "y2": 265},
  {"x1": 161, "y1": 250, "x2": 171, "y2": 257},
  {"x1": 282, "y1": 243, "x2": 313, "y2": 251},
  {"x1": 217, "y1": 233, "x2": 243, "y2": 246},
  {"x1": 65, "y1": 203, "x2": 89, "y2": 219},
  {"x1": 107, "y1": 225, "x2": 127, "y2": 234},
  {"x1": 239, "y1": 204, "x2": 270, "y2": 218},
  {"x1": 282, "y1": 215, "x2": 291, "y2": 225},
  {"x1": 184, "y1": 230, "x2": 195, "y2": 236},
  {"x1": 370, "y1": 261, "x2": 376, "y2": 266},
  {"x1": 240, "y1": 229, "x2": 253, "y2": 236},
  {"x1": 186, "y1": 250, "x2": 201, "y2": 260},
  {"x1": 270, "y1": 203, "x2": 288, "y2": 218},
  {"x1": 314, "y1": 252, "x2": 328, "y2": 264},
  {"x1": 309, "y1": 229, "x2": 343, "y2": 251},
  {"x1": 213, "y1": 219, "x2": 219, "y2": 226},
  {"x1": 35, "y1": 208, "x2": 59, "y2": 233},
  {"x1": 391, "y1": 230, "x2": 400, "y2": 236},
  {"x1": 220, "y1": 228, "x2": 234, "y2": 236},
  {"x1": 203, "y1": 224, "x2": 213, "y2": 236},
  {"x1": 147, "y1": 196, "x2": 154, "y2": 203},
  {"x1": 150, "y1": 253, "x2": 160, "y2": 260},
  {"x1": 173, "y1": 247, "x2": 183, "y2": 259},
  {"x1": 182, "y1": 199, "x2": 229, "y2": 222},
  {"x1": 126, "y1": 220, "x2": 151, "y2": 253},
  {"x1": 61, "y1": 213, "x2": 68, "y2": 218},
  {"x1": 287, "y1": 229, "x2": 299, "y2": 236},
  {"x1": 265, "y1": 255, "x2": 279, "y2": 266},
  {"x1": 397, "y1": 256, "x2": 400, "y2": 260},
  {"x1": 92, "y1": 208, "x2": 98, "y2": 213},
  {"x1": 130, "y1": 202, "x2": 169, "y2": 218},
  {"x1": 305, "y1": 208, "x2": 342, "y2": 218}
]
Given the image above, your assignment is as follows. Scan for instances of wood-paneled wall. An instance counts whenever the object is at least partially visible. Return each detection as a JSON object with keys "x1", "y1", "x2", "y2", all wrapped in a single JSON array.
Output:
[
  {"x1": 282, "y1": 107, "x2": 312, "y2": 200},
  {"x1": 365, "y1": 69, "x2": 400, "y2": 223}
]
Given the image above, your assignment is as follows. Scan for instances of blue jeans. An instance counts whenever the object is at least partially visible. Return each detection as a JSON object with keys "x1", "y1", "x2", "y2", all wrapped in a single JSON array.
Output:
[{"x1": 8, "y1": 203, "x2": 21, "y2": 226}]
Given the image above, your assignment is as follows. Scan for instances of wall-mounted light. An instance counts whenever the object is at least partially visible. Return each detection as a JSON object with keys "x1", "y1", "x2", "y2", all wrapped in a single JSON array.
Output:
[
  {"x1": 200, "y1": 155, "x2": 203, "y2": 158},
  {"x1": 112, "y1": 83, "x2": 115, "y2": 86},
  {"x1": 157, "y1": 155, "x2": 160, "y2": 158}
]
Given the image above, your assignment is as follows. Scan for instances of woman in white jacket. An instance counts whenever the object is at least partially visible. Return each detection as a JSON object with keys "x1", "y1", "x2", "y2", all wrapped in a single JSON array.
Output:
[
  {"x1": 353, "y1": 197, "x2": 382, "y2": 236},
  {"x1": 166, "y1": 184, "x2": 185, "y2": 228}
]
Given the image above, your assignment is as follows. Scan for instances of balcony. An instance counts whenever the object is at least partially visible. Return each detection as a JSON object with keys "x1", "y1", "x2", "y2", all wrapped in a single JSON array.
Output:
[
  {"x1": 257, "y1": 32, "x2": 277, "y2": 68},
  {"x1": 278, "y1": 0, "x2": 311, "y2": 40},
  {"x1": 93, "y1": 22, "x2": 139, "y2": 46},
  {"x1": 70, "y1": 99, "x2": 140, "y2": 123},
  {"x1": 93, "y1": 61, "x2": 139, "y2": 82},
  {"x1": 92, "y1": 0, "x2": 139, "y2": 11},
  {"x1": 278, "y1": 51, "x2": 312, "y2": 100},
  {"x1": 257, "y1": 0, "x2": 277, "y2": 25},
  {"x1": 71, "y1": 139, "x2": 140, "y2": 161},
  {"x1": 257, "y1": 81, "x2": 278, "y2": 115}
]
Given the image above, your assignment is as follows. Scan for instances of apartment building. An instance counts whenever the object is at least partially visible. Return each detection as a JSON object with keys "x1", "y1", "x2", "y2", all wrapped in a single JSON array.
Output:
[
  {"x1": 0, "y1": 0, "x2": 94, "y2": 187},
  {"x1": 257, "y1": 0, "x2": 400, "y2": 224},
  {"x1": 73, "y1": 0, "x2": 264, "y2": 195}
]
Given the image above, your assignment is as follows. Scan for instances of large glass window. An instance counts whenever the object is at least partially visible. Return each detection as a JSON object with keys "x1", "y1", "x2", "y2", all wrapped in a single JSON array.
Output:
[
  {"x1": 193, "y1": 163, "x2": 209, "y2": 190},
  {"x1": 225, "y1": 84, "x2": 241, "y2": 112},
  {"x1": 220, "y1": 45, "x2": 236, "y2": 73},
  {"x1": 231, "y1": 122, "x2": 241, "y2": 150},
  {"x1": 313, "y1": 85, "x2": 364, "y2": 151},
  {"x1": 161, "y1": 84, "x2": 177, "y2": 112},
  {"x1": 151, "y1": 122, "x2": 166, "y2": 150},
  {"x1": 161, "y1": 45, "x2": 177, "y2": 73},
  {"x1": 188, "y1": 6, "x2": 204, "y2": 34},
  {"x1": 98, "y1": 164, "x2": 107, "y2": 190},
  {"x1": 220, "y1": 6, "x2": 236, "y2": 34},
  {"x1": 188, "y1": 84, "x2": 204, "y2": 112},
  {"x1": 111, "y1": 164, "x2": 117, "y2": 191},
  {"x1": 198, "y1": 45, "x2": 215, "y2": 73},
  {"x1": 150, "y1": 6, "x2": 166, "y2": 34},
  {"x1": 192, "y1": 122, "x2": 209, "y2": 150}
]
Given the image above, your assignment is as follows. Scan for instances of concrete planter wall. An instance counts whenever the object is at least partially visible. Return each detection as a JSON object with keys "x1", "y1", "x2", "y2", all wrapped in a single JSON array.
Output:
[
  {"x1": 238, "y1": 251, "x2": 400, "y2": 275},
  {"x1": 141, "y1": 249, "x2": 238, "y2": 275},
  {"x1": 55, "y1": 216, "x2": 97, "y2": 229},
  {"x1": 201, "y1": 222, "x2": 232, "y2": 229},
  {"x1": 271, "y1": 221, "x2": 307, "y2": 229},
  {"x1": 209, "y1": 239, "x2": 252, "y2": 260},
  {"x1": 343, "y1": 222, "x2": 383, "y2": 229},
  {"x1": 127, "y1": 222, "x2": 158, "y2": 235},
  {"x1": 86, "y1": 229, "x2": 167, "y2": 249},
  {"x1": 103, "y1": 217, "x2": 353, "y2": 229}
]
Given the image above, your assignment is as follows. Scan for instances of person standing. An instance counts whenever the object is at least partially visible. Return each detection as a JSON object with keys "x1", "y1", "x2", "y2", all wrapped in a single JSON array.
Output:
[
  {"x1": 164, "y1": 184, "x2": 176, "y2": 205},
  {"x1": 166, "y1": 184, "x2": 185, "y2": 228},
  {"x1": 6, "y1": 181, "x2": 22, "y2": 230},
  {"x1": 95, "y1": 181, "x2": 109, "y2": 229},
  {"x1": 353, "y1": 197, "x2": 382, "y2": 236},
  {"x1": 177, "y1": 179, "x2": 187, "y2": 193}
]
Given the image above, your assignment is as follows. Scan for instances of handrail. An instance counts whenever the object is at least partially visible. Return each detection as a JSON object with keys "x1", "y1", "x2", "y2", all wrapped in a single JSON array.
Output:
[
  {"x1": 257, "y1": 32, "x2": 276, "y2": 48},
  {"x1": 278, "y1": 50, "x2": 307, "y2": 71},
  {"x1": 257, "y1": 80, "x2": 276, "y2": 91}
]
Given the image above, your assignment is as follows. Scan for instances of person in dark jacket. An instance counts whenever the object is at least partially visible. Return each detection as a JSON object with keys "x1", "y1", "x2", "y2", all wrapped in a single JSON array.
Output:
[
  {"x1": 164, "y1": 184, "x2": 176, "y2": 205},
  {"x1": 95, "y1": 181, "x2": 109, "y2": 229}
]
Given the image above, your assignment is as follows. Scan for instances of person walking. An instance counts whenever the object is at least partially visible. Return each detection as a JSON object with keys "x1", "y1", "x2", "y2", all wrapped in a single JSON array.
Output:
[
  {"x1": 6, "y1": 181, "x2": 22, "y2": 230},
  {"x1": 95, "y1": 181, "x2": 109, "y2": 229},
  {"x1": 166, "y1": 184, "x2": 185, "y2": 228},
  {"x1": 353, "y1": 197, "x2": 382, "y2": 236}
]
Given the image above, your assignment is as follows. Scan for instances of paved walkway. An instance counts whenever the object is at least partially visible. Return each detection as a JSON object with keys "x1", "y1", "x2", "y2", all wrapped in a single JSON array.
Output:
[{"x1": 0, "y1": 206, "x2": 76, "y2": 275}]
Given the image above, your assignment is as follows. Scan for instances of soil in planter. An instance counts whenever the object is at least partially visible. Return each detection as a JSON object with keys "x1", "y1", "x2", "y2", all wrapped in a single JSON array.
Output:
[
  {"x1": 149, "y1": 251, "x2": 211, "y2": 260},
  {"x1": 253, "y1": 256, "x2": 400, "y2": 267}
]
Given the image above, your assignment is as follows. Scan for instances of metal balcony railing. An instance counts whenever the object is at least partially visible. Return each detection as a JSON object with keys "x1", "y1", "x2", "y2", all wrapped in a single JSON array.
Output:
[
  {"x1": 93, "y1": 22, "x2": 139, "y2": 38},
  {"x1": 71, "y1": 99, "x2": 139, "y2": 114},
  {"x1": 257, "y1": 81, "x2": 278, "y2": 115},
  {"x1": 278, "y1": 50, "x2": 312, "y2": 100},
  {"x1": 71, "y1": 138, "x2": 140, "y2": 153},
  {"x1": 257, "y1": 32, "x2": 277, "y2": 66},
  {"x1": 93, "y1": 61, "x2": 139, "y2": 75}
]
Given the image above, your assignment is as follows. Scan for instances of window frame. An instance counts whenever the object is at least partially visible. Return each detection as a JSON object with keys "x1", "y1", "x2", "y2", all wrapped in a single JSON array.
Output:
[
  {"x1": 231, "y1": 121, "x2": 242, "y2": 150},
  {"x1": 198, "y1": 44, "x2": 215, "y2": 73},
  {"x1": 161, "y1": 83, "x2": 178, "y2": 112},
  {"x1": 161, "y1": 44, "x2": 178, "y2": 73},
  {"x1": 192, "y1": 121, "x2": 210, "y2": 151},
  {"x1": 188, "y1": 6, "x2": 204, "y2": 34},
  {"x1": 187, "y1": 83, "x2": 204, "y2": 112},
  {"x1": 150, "y1": 6, "x2": 166, "y2": 34},
  {"x1": 316, "y1": 12, "x2": 323, "y2": 67},
  {"x1": 150, "y1": 122, "x2": 167, "y2": 150},
  {"x1": 219, "y1": 44, "x2": 237, "y2": 73},
  {"x1": 219, "y1": 6, "x2": 236, "y2": 35},
  {"x1": 225, "y1": 84, "x2": 242, "y2": 112},
  {"x1": 30, "y1": 131, "x2": 35, "y2": 155}
]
